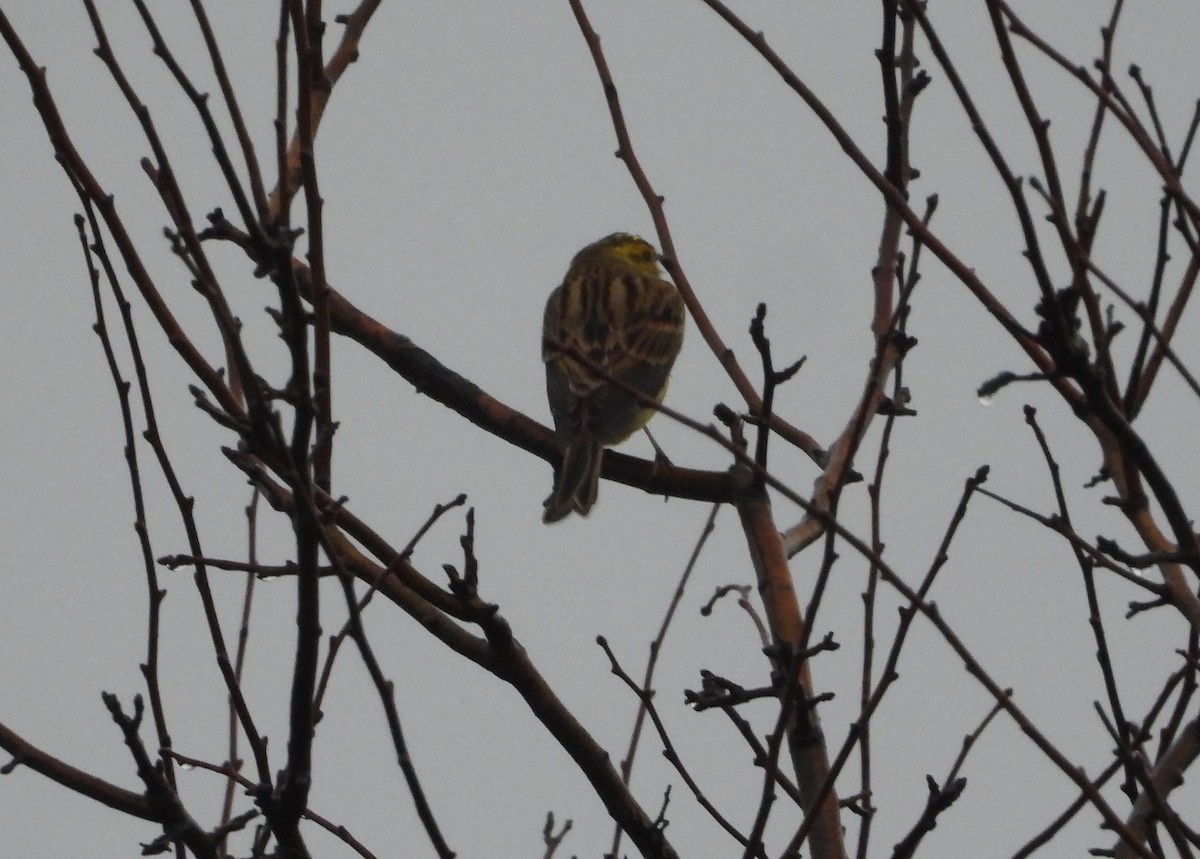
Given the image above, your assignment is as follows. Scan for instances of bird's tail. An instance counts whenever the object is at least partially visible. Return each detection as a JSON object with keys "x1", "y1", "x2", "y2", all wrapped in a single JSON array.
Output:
[{"x1": 543, "y1": 440, "x2": 603, "y2": 523}]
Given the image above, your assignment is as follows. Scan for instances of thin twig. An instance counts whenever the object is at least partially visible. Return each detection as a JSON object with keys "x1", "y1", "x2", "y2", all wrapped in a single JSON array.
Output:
[
  {"x1": 598, "y1": 637, "x2": 762, "y2": 856},
  {"x1": 611, "y1": 503, "x2": 721, "y2": 858}
]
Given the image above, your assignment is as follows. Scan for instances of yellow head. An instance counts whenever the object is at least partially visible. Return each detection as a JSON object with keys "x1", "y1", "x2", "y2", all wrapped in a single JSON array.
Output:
[{"x1": 569, "y1": 233, "x2": 661, "y2": 276}]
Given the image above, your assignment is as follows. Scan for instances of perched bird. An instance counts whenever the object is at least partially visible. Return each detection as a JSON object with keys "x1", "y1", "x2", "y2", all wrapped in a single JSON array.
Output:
[{"x1": 541, "y1": 233, "x2": 686, "y2": 523}]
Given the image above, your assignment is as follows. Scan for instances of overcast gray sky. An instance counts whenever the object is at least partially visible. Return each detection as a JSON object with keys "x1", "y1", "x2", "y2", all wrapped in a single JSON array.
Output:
[{"x1": 3, "y1": 2, "x2": 1199, "y2": 857}]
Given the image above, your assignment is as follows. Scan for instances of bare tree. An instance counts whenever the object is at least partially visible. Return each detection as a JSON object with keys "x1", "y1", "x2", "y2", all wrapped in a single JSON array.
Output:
[{"x1": 1, "y1": 2, "x2": 1198, "y2": 858}]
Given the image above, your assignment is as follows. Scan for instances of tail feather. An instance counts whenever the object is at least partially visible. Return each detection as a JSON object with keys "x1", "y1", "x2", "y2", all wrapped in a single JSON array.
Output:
[{"x1": 543, "y1": 440, "x2": 603, "y2": 523}]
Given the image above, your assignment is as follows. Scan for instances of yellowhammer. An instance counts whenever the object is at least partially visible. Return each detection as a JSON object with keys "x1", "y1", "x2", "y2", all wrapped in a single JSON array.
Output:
[{"x1": 542, "y1": 233, "x2": 686, "y2": 523}]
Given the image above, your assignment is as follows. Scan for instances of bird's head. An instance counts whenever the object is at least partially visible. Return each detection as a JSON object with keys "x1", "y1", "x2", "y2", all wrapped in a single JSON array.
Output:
[{"x1": 572, "y1": 233, "x2": 661, "y2": 276}]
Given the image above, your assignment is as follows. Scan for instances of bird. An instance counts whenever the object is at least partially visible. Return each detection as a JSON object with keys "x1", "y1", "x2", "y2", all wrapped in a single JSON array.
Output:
[{"x1": 541, "y1": 233, "x2": 686, "y2": 523}]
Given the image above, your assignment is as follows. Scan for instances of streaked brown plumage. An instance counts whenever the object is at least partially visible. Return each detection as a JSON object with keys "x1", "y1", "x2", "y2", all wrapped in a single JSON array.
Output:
[{"x1": 542, "y1": 233, "x2": 685, "y2": 523}]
